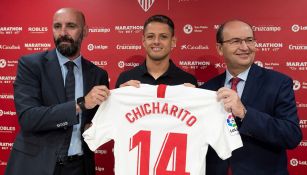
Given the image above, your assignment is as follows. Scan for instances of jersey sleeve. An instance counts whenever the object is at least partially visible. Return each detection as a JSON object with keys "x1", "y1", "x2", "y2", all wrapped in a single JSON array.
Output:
[
  {"x1": 207, "y1": 102, "x2": 243, "y2": 160},
  {"x1": 82, "y1": 95, "x2": 115, "y2": 151}
]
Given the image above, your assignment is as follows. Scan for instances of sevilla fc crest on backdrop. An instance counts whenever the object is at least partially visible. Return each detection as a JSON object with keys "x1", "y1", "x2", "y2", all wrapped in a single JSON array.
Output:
[{"x1": 138, "y1": 0, "x2": 155, "y2": 12}]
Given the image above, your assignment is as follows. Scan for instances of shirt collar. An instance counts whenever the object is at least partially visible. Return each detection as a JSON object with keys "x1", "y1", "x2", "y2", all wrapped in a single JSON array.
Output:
[
  {"x1": 225, "y1": 66, "x2": 251, "y2": 84},
  {"x1": 140, "y1": 59, "x2": 176, "y2": 77},
  {"x1": 56, "y1": 49, "x2": 82, "y2": 69}
]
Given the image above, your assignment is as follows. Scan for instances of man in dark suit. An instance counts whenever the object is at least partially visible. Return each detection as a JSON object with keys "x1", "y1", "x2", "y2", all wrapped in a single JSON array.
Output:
[
  {"x1": 5, "y1": 8, "x2": 110, "y2": 175},
  {"x1": 200, "y1": 20, "x2": 302, "y2": 175}
]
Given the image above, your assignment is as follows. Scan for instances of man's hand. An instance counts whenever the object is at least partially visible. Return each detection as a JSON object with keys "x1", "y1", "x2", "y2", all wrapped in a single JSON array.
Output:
[
  {"x1": 217, "y1": 87, "x2": 246, "y2": 119},
  {"x1": 183, "y1": 83, "x2": 196, "y2": 88},
  {"x1": 84, "y1": 85, "x2": 110, "y2": 109},
  {"x1": 119, "y1": 80, "x2": 141, "y2": 88}
]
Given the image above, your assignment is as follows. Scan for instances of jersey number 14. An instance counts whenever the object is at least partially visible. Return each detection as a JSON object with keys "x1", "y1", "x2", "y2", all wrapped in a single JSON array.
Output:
[{"x1": 130, "y1": 130, "x2": 190, "y2": 175}]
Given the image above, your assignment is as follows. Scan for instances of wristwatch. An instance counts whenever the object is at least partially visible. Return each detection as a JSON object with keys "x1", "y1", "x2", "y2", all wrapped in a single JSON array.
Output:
[{"x1": 77, "y1": 97, "x2": 87, "y2": 112}]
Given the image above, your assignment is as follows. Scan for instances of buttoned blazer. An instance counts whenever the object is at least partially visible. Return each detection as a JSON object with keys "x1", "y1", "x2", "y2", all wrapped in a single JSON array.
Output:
[
  {"x1": 5, "y1": 49, "x2": 109, "y2": 175},
  {"x1": 200, "y1": 63, "x2": 302, "y2": 175}
]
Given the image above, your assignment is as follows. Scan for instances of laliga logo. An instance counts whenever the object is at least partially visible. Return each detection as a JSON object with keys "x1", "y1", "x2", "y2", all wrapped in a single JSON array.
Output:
[
  {"x1": 226, "y1": 114, "x2": 237, "y2": 127},
  {"x1": 293, "y1": 80, "x2": 301, "y2": 91},
  {"x1": 290, "y1": 158, "x2": 299, "y2": 166},
  {"x1": 118, "y1": 61, "x2": 125, "y2": 68},
  {"x1": 0, "y1": 59, "x2": 7, "y2": 68},
  {"x1": 88, "y1": 44, "x2": 94, "y2": 51},
  {"x1": 183, "y1": 24, "x2": 193, "y2": 34},
  {"x1": 138, "y1": 0, "x2": 155, "y2": 12},
  {"x1": 291, "y1": 25, "x2": 300, "y2": 32}
]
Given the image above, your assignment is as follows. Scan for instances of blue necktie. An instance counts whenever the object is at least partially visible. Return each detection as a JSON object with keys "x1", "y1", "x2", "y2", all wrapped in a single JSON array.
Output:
[{"x1": 64, "y1": 61, "x2": 75, "y2": 101}]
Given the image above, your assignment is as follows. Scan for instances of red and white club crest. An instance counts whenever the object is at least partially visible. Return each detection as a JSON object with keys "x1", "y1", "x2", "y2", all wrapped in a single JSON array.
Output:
[{"x1": 138, "y1": 0, "x2": 155, "y2": 12}]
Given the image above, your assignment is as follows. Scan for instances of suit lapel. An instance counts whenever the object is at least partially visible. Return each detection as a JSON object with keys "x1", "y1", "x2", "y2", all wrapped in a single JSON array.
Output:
[
  {"x1": 45, "y1": 49, "x2": 66, "y2": 103},
  {"x1": 241, "y1": 64, "x2": 264, "y2": 105}
]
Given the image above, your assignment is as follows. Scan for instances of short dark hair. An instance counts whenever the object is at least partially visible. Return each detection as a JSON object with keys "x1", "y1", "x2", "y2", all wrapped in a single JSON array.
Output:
[
  {"x1": 143, "y1": 15, "x2": 175, "y2": 36},
  {"x1": 216, "y1": 19, "x2": 254, "y2": 43}
]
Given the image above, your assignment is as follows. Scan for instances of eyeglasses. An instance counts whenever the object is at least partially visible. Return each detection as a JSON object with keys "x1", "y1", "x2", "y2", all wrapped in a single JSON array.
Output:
[{"x1": 220, "y1": 37, "x2": 256, "y2": 46}]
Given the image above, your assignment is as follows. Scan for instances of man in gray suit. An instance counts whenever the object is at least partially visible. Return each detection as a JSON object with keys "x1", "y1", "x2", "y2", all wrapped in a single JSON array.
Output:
[{"x1": 5, "y1": 8, "x2": 110, "y2": 175}]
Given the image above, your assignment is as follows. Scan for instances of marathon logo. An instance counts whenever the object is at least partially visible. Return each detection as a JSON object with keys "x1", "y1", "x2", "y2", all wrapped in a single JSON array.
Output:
[
  {"x1": 179, "y1": 61, "x2": 210, "y2": 66},
  {"x1": 0, "y1": 27, "x2": 22, "y2": 34},
  {"x1": 114, "y1": 25, "x2": 143, "y2": 34}
]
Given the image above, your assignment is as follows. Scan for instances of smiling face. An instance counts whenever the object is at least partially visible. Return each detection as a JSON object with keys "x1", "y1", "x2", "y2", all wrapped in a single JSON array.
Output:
[
  {"x1": 216, "y1": 20, "x2": 256, "y2": 75},
  {"x1": 142, "y1": 22, "x2": 176, "y2": 62},
  {"x1": 52, "y1": 8, "x2": 88, "y2": 59}
]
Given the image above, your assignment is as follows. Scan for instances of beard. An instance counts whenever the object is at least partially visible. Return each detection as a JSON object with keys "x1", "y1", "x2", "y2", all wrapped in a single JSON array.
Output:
[{"x1": 54, "y1": 33, "x2": 83, "y2": 57}]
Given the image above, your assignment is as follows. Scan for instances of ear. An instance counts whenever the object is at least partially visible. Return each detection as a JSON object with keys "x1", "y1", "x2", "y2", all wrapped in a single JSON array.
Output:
[
  {"x1": 83, "y1": 25, "x2": 89, "y2": 38},
  {"x1": 142, "y1": 35, "x2": 145, "y2": 47},
  {"x1": 216, "y1": 43, "x2": 223, "y2": 56},
  {"x1": 171, "y1": 36, "x2": 177, "y2": 48}
]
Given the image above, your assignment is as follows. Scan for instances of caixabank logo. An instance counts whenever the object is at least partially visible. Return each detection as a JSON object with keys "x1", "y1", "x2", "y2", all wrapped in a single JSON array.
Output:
[{"x1": 0, "y1": 44, "x2": 21, "y2": 50}]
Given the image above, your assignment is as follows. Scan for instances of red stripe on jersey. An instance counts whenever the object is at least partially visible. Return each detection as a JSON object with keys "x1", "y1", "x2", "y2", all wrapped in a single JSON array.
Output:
[{"x1": 157, "y1": 84, "x2": 167, "y2": 98}]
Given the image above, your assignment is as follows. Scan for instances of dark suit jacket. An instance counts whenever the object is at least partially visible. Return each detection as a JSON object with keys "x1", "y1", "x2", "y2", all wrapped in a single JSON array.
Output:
[
  {"x1": 200, "y1": 64, "x2": 302, "y2": 175},
  {"x1": 5, "y1": 49, "x2": 109, "y2": 175}
]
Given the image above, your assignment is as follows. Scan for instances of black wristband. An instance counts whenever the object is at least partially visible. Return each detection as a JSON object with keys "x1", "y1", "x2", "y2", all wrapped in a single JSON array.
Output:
[{"x1": 77, "y1": 97, "x2": 87, "y2": 112}]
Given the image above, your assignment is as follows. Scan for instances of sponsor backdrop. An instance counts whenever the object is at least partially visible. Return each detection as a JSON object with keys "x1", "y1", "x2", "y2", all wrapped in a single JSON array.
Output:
[{"x1": 0, "y1": 0, "x2": 306, "y2": 174}]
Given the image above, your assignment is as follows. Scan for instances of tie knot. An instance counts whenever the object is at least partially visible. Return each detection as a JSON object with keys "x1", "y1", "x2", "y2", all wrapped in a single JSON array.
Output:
[
  {"x1": 231, "y1": 77, "x2": 241, "y2": 92},
  {"x1": 65, "y1": 61, "x2": 75, "y2": 71}
]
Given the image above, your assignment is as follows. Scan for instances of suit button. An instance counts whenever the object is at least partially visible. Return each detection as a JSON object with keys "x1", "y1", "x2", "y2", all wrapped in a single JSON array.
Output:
[{"x1": 64, "y1": 126, "x2": 68, "y2": 130}]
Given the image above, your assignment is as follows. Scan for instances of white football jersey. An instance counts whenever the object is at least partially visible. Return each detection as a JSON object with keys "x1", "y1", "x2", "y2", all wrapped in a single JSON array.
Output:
[{"x1": 83, "y1": 84, "x2": 242, "y2": 175}]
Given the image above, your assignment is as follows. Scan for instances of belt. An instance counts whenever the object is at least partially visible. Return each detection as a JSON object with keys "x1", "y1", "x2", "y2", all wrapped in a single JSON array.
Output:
[{"x1": 56, "y1": 155, "x2": 84, "y2": 165}]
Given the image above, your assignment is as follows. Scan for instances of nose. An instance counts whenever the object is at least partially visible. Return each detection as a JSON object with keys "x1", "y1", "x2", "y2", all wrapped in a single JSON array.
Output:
[
  {"x1": 153, "y1": 36, "x2": 160, "y2": 44},
  {"x1": 59, "y1": 26, "x2": 68, "y2": 36},
  {"x1": 239, "y1": 40, "x2": 249, "y2": 50}
]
